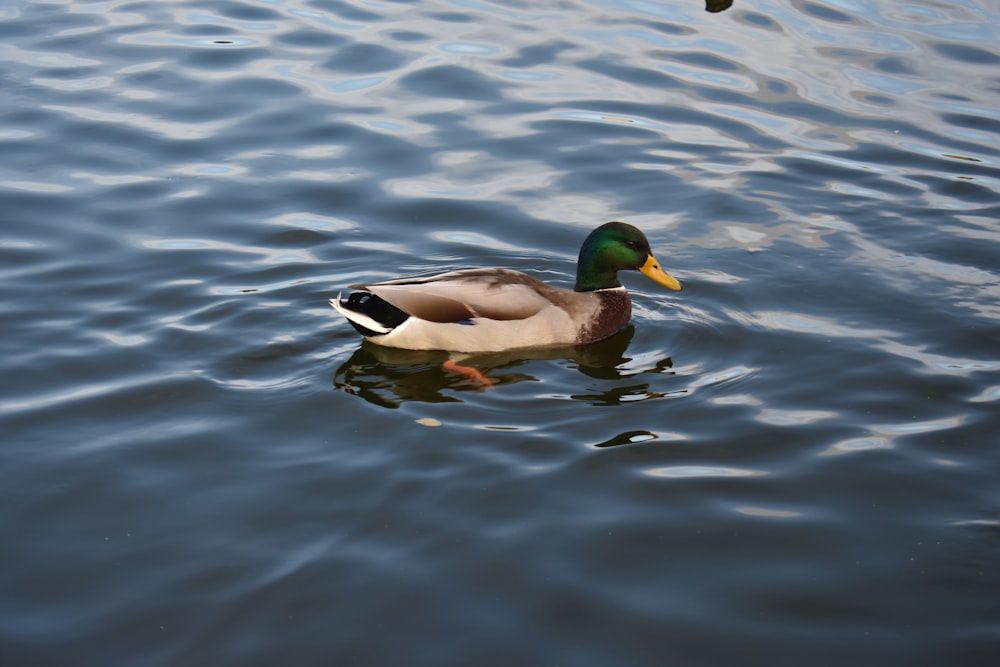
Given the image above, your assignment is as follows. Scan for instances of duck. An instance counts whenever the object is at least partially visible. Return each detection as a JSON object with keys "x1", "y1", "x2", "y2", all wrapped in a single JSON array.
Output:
[{"x1": 330, "y1": 221, "x2": 682, "y2": 354}]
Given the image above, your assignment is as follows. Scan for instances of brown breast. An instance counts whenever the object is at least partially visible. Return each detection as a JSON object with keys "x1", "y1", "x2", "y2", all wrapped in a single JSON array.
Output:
[{"x1": 576, "y1": 290, "x2": 631, "y2": 344}]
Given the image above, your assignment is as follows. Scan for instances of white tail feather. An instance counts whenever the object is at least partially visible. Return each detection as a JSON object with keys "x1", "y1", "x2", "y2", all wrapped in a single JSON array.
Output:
[{"x1": 329, "y1": 294, "x2": 392, "y2": 335}]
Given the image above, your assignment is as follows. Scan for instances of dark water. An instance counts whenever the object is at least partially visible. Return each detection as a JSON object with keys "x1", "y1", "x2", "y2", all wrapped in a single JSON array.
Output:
[{"x1": 2, "y1": 0, "x2": 999, "y2": 664}]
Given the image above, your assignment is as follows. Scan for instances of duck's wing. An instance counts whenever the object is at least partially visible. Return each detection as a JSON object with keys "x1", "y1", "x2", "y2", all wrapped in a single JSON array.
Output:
[{"x1": 352, "y1": 269, "x2": 563, "y2": 323}]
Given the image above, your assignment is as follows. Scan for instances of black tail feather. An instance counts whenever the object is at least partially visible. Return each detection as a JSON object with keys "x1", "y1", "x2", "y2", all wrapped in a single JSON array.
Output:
[{"x1": 343, "y1": 292, "x2": 409, "y2": 337}]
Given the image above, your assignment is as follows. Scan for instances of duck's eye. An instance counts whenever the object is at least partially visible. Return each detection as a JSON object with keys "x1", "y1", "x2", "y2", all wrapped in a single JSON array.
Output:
[{"x1": 625, "y1": 241, "x2": 639, "y2": 249}]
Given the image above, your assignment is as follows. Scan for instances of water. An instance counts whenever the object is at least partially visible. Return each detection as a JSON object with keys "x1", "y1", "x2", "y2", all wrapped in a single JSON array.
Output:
[{"x1": 2, "y1": 0, "x2": 999, "y2": 664}]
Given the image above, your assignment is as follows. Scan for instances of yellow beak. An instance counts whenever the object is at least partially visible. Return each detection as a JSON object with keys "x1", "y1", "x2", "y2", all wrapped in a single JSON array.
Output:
[{"x1": 639, "y1": 254, "x2": 682, "y2": 291}]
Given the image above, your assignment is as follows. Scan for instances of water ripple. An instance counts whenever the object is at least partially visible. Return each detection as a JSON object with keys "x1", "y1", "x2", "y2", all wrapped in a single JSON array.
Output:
[{"x1": 2, "y1": 0, "x2": 1000, "y2": 664}]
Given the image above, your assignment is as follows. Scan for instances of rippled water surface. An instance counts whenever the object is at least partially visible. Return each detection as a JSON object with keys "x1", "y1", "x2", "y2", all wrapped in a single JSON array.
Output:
[{"x1": 2, "y1": 0, "x2": 999, "y2": 664}]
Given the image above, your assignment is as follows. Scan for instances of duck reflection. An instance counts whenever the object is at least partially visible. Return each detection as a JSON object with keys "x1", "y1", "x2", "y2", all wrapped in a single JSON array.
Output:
[{"x1": 333, "y1": 326, "x2": 676, "y2": 408}]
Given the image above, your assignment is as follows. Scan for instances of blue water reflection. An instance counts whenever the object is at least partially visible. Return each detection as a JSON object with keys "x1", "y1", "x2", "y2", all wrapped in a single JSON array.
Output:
[{"x1": 1, "y1": 0, "x2": 998, "y2": 664}]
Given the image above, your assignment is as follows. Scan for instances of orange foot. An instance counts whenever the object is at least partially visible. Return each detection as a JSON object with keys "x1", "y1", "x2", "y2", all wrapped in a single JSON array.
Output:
[{"x1": 442, "y1": 359, "x2": 494, "y2": 389}]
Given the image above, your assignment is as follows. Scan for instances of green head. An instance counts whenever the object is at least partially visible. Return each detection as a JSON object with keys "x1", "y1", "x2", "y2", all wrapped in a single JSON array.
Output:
[{"x1": 574, "y1": 221, "x2": 682, "y2": 292}]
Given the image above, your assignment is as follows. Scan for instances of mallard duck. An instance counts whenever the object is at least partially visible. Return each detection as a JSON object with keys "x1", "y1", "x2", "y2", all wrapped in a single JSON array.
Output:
[{"x1": 330, "y1": 221, "x2": 681, "y2": 353}]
